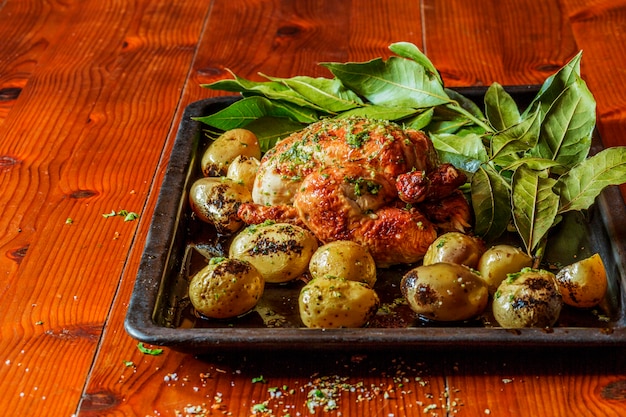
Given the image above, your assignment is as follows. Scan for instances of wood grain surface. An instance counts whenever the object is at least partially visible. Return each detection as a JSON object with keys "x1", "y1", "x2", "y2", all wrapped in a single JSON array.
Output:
[{"x1": 0, "y1": 0, "x2": 624, "y2": 416}]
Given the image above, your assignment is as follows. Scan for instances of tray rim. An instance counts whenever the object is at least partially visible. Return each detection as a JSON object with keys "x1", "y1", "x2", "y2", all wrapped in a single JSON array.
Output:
[{"x1": 124, "y1": 89, "x2": 626, "y2": 353}]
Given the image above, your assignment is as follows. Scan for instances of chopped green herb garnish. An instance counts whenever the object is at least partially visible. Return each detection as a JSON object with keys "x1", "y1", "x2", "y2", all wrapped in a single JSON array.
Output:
[
  {"x1": 137, "y1": 342, "x2": 163, "y2": 356},
  {"x1": 251, "y1": 375, "x2": 267, "y2": 384},
  {"x1": 346, "y1": 129, "x2": 370, "y2": 148},
  {"x1": 279, "y1": 140, "x2": 312, "y2": 165},
  {"x1": 123, "y1": 212, "x2": 139, "y2": 222},
  {"x1": 103, "y1": 209, "x2": 139, "y2": 221},
  {"x1": 209, "y1": 257, "x2": 227, "y2": 265},
  {"x1": 345, "y1": 176, "x2": 381, "y2": 197}
]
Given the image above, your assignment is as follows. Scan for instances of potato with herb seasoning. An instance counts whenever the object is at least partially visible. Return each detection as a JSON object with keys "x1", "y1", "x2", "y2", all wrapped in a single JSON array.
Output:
[
  {"x1": 188, "y1": 257, "x2": 264, "y2": 319},
  {"x1": 492, "y1": 268, "x2": 562, "y2": 328},
  {"x1": 189, "y1": 177, "x2": 252, "y2": 234},
  {"x1": 400, "y1": 262, "x2": 488, "y2": 322},
  {"x1": 226, "y1": 155, "x2": 260, "y2": 192},
  {"x1": 298, "y1": 276, "x2": 380, "y2": 328},
  {"x1": 556, "y1": 253, "x2": 607, "y2": 308},
  {"x1": 201, "y1": 128, "x2": 261, "y2": 177},
  {"x1": 423, "y1": 232, "x2": 485, "y2": 268},
  {"x1": 229, "y1": 222, "x2": 318, "y2": 283},
  {"x1": 308, "y1": 240, "x2": 377, "y2": 287},
  {"x1": 477, "y1": 244, "x2": 533, "y2": 294}
]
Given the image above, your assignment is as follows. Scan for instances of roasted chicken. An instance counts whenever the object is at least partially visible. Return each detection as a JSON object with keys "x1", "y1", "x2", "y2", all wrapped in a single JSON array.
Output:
[{"x1": 238, "y1": 116, "x2": 471, "y2": 266}]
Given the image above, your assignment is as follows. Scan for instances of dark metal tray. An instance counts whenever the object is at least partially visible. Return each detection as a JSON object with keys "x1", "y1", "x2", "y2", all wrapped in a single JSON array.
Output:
[{"x1": 124, "y1": 89, "x2": 626, "y2": 353}]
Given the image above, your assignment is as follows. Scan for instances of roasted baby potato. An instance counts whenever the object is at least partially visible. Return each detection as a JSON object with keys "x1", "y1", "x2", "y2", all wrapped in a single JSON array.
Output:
[
  {"x1": 477, "y1": 244, "x2": 533, "y2": 294},
  {"x1": 492, "y1": 268, "x2": 562, "y2": 328},
  {"x1": 229, "y1": 222, "x2": 318, "y2": 283},
  {"x1": 201, "y1": 128, "x2": 261, "y2": 177},
  {"x1": 308, "y1": 240, "x2": 377, "y2": 287},
  {"x1": 423, "y1": 232, "x2": 485, "y2": 268},
  {"x1": 189, "y1": 177, "x2": 252, "y2": 234},
  {"x1": 188, "y1": 257, "x2": 264, "y2": 319},
  {"x1": 556, "y1": 253, "x2": 607, "y2": 308},
  {"x1": 400, "y1": 262, "x2": 488, "y2": 322},
  {"x1": 298, "y1": 276, "x2": 380, "y2": 328},
  {"x1": 226, "y1": 155, "x2": 260, "y2": 192}
]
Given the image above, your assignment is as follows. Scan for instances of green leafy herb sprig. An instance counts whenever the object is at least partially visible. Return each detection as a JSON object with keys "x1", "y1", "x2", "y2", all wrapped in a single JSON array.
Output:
[{"x1": 195, "y1": 42, "x2": 626, "y2": 261}]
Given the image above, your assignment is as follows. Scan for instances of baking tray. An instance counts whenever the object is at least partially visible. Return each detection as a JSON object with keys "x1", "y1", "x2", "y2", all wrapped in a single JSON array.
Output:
[{"x1": 124, "y1": 87, "x2": 626, "y2": 353}]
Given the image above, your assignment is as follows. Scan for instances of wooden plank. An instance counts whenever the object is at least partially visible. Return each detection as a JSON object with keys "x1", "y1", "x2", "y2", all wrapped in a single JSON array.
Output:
[
  {"x1": 0, "y1": 0, "x2": 210, "y2": 415},
  {"x1": 186, "y1": 0, "x2": 424, "y2": 97},
  {"x1": 422, "y1": 0, "x2": 579, "y2": 87},
  {"x1": 0, "y1": 0, "x2": 64, "y2": 125},
  {"x1": 80, "y1": 349, "x2": 450, "y2": 416},
  {"x1": 445, "y1": 349, "x2": 626, "y2": 417}
]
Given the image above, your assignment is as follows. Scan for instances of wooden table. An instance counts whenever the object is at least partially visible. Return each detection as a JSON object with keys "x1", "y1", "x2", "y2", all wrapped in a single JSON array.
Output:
[{"x1": 1, "y1": 0, "x2": 625, "y2": 416}]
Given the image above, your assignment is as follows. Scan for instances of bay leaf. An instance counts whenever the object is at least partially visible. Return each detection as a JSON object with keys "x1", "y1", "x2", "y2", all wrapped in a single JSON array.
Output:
[
  {"x1": 511, "y1": 166, "x2": 560, "y2": 255},
  {"x1": 437, "y1": 98, "x2": 491, "y2": 134},
  {"x1": 555, "y1": 146, "x2": 626, "y2": 212},
  {"x1": 193, "y1": 96, "x2": 318, "y2": 130},
  {"x1": 203, "y1": 73, "x2": 326, "y2": 111},
  {"x1": 531, "y1": 79, "x2": 596, "y2": 170},
  {"x1": 445, "y1": 88, "x2": 486, "y2": 121},
  {"x1": 485, "y1": 82, "x2": 521, "y2": 131},
  {"x1": 265, "y1": 75, "x2": 363, "y2": 112},
  {"x1": 522, "y1": 51, "x2": 582, "y2": 118},
  {"x1": 426, "y1": 116, "x2": 475, "y2": 135},
  {"x1": 401, "y1": 108, "x2": 434, "y2": 130},
  {"x1": 244, "y1": 117, "x2": 306, "y2": 152},
  {"x1": 502, "y1": 157, "x2": 564, "y2": 172},
  {"x1": 388, "y1": 41, "x2": 443, "y2": 84},
  {"x1": 490, "y1": 105, "x2": 540, "y2": 162},
  {"x1": 334, "y1": 105, "x2": 418, "y2": 121},
  {"x1": 322, "y1": 57, "x2": 450, "y2": 108},
  {"x1": 430, "y1": 133, "x2": 488, "y2": 173},
  {"x1": 470, "y1": 164, "x2": 511, "y2": 242}
]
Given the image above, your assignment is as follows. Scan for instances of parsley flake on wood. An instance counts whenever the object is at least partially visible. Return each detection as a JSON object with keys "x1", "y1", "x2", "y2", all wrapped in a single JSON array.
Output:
[
  {"x1": 123, "y1": 211, "x2": 139, "y2": 222},
  {"x1": 251, "y1": 403, "x2": 269, "y2": 413},
  {"x1": 102, "y1": 209, "x2": 139, "y2": 221},
  {"x1": 136, "y1": 342, "x2": 163, "y2": 355}
]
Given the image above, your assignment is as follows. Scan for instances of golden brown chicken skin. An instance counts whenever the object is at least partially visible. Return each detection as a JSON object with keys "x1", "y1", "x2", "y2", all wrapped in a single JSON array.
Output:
[
  {"x1": 293, "y1": 166, "x2": 438, "y2": 267},
  {"x1": 252, "y1": 117, "x2": 438, "y2": 206},
  {"x1": 240, "y1": 116, "x2": 471, "y2": 266}
]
